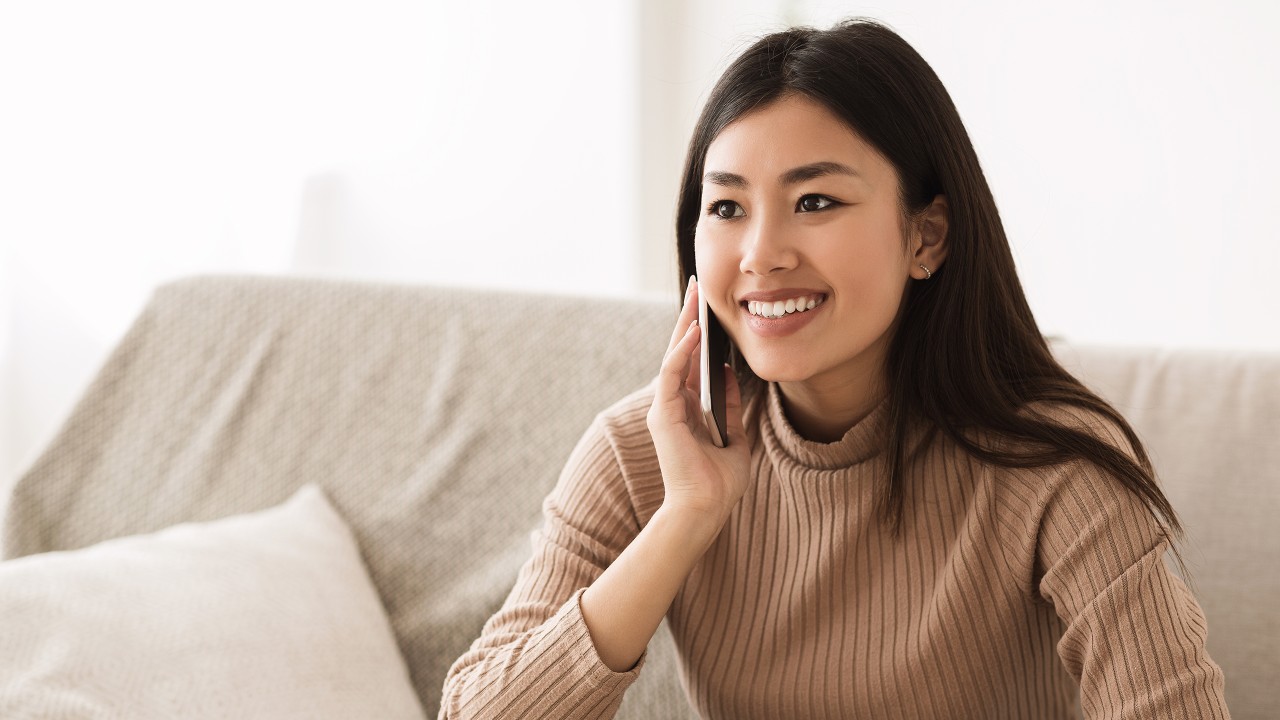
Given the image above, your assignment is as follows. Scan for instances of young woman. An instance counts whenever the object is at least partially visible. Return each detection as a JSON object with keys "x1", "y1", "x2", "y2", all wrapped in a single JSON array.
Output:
[{"x1": 441, "y1": 18, "x2": 1228, "y2": 719}]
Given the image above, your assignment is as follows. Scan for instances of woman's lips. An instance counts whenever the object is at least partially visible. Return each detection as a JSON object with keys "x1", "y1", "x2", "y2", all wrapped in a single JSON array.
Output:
[{"x1": 740, "y1": 297, "x2": 827, "y2": 338}]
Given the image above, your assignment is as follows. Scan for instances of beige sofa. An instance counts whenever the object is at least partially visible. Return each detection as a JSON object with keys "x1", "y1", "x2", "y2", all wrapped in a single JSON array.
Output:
[{"x1": 3, "y1": 275, "x2": 1276, "y2": 718}]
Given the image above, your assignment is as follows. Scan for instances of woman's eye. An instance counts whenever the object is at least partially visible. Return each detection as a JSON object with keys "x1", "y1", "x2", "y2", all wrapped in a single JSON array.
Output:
[
  {"x1": 797, "y1": 195, "x2": 835, "y2": 212},
  {"x1": 707, "y1": 200, "x2": 745, "y2": 219}
]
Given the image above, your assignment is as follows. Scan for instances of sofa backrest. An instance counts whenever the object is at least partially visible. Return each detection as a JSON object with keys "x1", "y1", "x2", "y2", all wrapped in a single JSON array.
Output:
[
  {"x1": 1, "y1": 275, "x2": 692, "y2": 718},
  {"x1": 4, "y1": 275, "x2": 1276, "y2": 718}
]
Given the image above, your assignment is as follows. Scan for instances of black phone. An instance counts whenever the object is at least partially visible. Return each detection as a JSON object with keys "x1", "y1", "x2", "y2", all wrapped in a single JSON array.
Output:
[{"x1": 697, "y1": 277, "x2": 730, "y2": 447}]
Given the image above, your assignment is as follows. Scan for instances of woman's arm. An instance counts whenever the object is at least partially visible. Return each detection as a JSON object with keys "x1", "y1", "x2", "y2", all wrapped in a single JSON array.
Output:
[
  {"x1": 441, "y1": 279, "x2": 752, "y2": 719},
  {"x1": 581, "y1": 277, "x2": 752, "y2": 673},
  {"x1": 580, "y1": 503, "x2": 722, "y2": 672},
  {"x1": 437, "y1": 409, "x2": 653, "y2": 720},
  {"x1": 1034, "y1": 457, "x2": 1230, "y2": 719}
]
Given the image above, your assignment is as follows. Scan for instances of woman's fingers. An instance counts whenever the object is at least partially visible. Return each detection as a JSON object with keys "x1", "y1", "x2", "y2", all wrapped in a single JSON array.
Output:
[
  {"x1": 665, "y1": 277, "x2": 699, "y2": 353},
  {"x1": 685, "y1": 316, "x2": 703, "y2": 396},
  {"x1": 654, "y1": 276, "x2": 702, "y2": 434},
  {"x1": 654, "y1": 317, "x2": 700, "y2": 425}
]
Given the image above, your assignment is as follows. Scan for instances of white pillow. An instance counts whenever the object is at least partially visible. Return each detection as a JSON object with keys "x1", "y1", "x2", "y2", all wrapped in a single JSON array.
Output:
[{"x1": 0, "y1": 485, "x2": 427, "y2": 720}]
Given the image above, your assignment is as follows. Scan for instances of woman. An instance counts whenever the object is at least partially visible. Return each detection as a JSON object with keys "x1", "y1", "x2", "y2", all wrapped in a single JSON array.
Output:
[{"x1": 441, "y1": 18, "x2": 1228, "y2": 719}]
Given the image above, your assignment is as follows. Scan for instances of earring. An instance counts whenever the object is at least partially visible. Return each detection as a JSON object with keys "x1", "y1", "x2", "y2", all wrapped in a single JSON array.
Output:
[{"x1": 918, "y1": 264, "x2": 933, "y2": 280}]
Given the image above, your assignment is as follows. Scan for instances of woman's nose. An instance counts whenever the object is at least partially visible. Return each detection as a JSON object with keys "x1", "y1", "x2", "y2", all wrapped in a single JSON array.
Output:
[{"x1": 738, "y1": 215, "x2": 799, "y2": 276}]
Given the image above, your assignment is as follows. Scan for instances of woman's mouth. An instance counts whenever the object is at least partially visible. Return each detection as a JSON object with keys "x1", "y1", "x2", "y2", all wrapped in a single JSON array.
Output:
[
  {"x1": 744, "y1": 293, "x2": 826, "y2": 319},
  {"x1": 740, "y1": 293, "x2": 827, "y2": 337}
]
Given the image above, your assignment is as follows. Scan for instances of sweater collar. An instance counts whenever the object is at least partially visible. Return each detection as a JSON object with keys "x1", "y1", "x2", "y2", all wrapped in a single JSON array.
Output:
[{"x1": 762, "y1": 381, "x2": 892, "y2": 470}]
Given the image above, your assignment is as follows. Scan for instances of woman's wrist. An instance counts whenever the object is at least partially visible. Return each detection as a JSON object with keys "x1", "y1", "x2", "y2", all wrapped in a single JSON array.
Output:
[{"x1": 652, "y1": 501, "x2": 731, "y2": 553}]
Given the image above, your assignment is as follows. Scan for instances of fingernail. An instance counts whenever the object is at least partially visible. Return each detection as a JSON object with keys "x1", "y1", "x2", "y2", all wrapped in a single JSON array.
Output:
[{"x1": 686, "y1": 276, "x2": 696, "y2": 298}]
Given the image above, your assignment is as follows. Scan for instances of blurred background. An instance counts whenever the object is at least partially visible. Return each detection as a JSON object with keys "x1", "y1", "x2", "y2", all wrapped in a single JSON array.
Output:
[{"x1": 2, "y1": 0, "x2": 1277, "y2": 489}]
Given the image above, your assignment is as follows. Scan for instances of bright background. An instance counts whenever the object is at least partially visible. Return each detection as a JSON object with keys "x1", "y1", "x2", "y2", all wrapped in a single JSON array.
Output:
[{"x1": 2, "y1": 0, "x2": 1277, "y2": 489}]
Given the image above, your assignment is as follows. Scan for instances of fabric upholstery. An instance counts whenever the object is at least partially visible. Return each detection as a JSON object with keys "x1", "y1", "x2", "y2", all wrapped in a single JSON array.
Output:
[
  {"x1": 3, "y1": 275, "x2": 1275, "y2": 717},
  {"x1": 2, "y1": 275, "x2": 691, "y2": 719},
  {"x1": 0, "y1": 484, "x2": 427, "y2": 719}
]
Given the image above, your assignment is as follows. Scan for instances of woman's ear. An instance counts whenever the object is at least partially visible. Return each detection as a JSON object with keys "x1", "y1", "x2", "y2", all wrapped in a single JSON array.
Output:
[{"x1": 912, "y1": 194, "x2": 949, "y2": 277}]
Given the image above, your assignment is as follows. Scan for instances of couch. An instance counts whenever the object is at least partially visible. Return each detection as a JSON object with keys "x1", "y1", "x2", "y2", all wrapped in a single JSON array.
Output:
[{"x1": 2, "y1": 275, "x2": 1276, "y2": 718}]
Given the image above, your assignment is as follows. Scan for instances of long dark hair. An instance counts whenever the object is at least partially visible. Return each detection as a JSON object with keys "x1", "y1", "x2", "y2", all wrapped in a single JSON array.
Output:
[{"x1": 674, "y1": 18, "x2": 1185, "y2": 568}]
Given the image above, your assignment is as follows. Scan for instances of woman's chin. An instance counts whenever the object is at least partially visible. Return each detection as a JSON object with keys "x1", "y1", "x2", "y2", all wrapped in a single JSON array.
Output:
[{"x1": 739, "y1": 358, "x2": 815, "y2": 384}]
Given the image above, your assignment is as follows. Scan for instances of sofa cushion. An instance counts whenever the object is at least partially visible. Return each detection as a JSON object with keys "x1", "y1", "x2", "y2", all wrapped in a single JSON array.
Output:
[{"x1": 0, "y1": 484, "x2": 427, "y2": 720}]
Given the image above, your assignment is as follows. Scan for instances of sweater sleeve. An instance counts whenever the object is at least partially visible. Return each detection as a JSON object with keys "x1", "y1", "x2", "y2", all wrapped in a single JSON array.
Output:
[
  {"x1": 438, "y1": 410, "x2": 651, "y2": 720},
  {"x1": 1034, "y1": 449, "x2": 1230, "y2": 718}
]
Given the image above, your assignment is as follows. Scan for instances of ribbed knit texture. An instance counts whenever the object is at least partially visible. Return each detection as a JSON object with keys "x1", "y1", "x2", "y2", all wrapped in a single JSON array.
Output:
[{"x1": 440, "y1": 379, "x2": 1229, "y2": 719}]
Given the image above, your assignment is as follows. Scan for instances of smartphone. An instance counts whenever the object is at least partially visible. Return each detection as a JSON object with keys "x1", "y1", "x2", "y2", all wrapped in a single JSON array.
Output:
[{"x1": 697, "y1": 277, "x2": 730, "y2": 447}]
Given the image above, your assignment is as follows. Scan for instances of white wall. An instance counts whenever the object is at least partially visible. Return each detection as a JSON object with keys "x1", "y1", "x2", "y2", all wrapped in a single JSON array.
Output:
[
  {"x1": 289, "y1": 2, "x2": 639, "y2": 296},
  {"x1": 0, "y1": 0, "x2": 638, "y2": 487},
  {"x1": 2, "y1": 1, "x2": 1277, "y2": 490}
]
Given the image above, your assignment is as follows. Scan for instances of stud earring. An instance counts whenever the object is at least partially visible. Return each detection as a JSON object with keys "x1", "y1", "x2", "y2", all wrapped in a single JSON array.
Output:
[{"x1": 918, "y1": 264, "x2": 933, "y2": 280}]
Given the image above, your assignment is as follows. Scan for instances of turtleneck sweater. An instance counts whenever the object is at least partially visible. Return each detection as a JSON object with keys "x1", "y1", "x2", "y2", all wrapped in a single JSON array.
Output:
[{"x1": 439, "y1": 378, "x2": 1229, "y2": 719}]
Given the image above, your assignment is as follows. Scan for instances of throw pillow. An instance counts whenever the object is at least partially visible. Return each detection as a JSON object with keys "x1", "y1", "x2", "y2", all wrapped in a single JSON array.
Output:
[{"x1": 0, "y1": 484, "x2": 427, "y2": 720}]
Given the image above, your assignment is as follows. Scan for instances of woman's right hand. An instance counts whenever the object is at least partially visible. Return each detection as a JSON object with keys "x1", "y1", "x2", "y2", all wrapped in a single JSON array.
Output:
[{"x1": 646, "y1": 277, "x2": 752, "y2": 526}]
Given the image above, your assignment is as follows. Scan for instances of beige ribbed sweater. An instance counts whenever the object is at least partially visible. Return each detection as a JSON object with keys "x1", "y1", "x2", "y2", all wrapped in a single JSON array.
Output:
[{"x1": 440, "y1": 379, "x2": 1228, "y2": 719}]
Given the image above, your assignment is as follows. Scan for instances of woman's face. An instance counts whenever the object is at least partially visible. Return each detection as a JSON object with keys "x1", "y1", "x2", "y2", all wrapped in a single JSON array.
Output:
[{"x1": 694, "y1": 93, "x2": 929, "y2": 394}]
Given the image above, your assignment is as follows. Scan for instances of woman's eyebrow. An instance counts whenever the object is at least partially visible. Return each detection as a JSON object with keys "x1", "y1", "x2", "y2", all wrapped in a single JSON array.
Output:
[{"x1": 702, "y1": 161, "x2": 862, "y2": 188}]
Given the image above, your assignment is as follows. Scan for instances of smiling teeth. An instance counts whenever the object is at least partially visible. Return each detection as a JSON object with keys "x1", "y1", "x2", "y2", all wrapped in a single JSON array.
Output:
[{"x1": 747, "y1": 294, "x2": 825, "y2": 319}]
